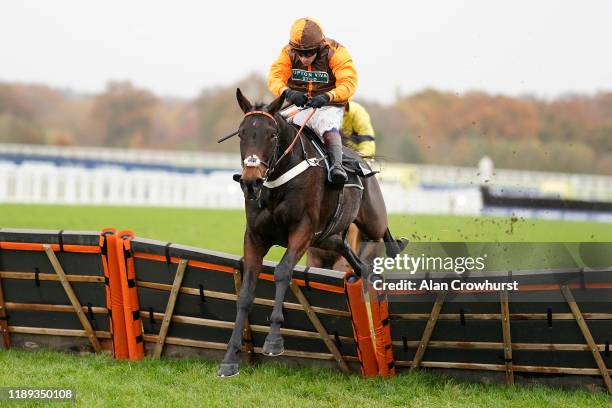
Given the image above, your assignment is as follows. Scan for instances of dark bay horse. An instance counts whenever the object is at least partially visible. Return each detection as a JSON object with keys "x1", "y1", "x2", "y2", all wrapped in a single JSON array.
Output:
[{"x1": 218, "y1": 89, "x2": 405, "y2": 377}]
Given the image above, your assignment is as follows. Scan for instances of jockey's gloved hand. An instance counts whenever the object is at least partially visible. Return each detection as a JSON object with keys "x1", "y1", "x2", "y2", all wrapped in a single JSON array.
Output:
[
  {"x1": 305, "y1": 93, "x2": 330, "y2": 108},
  {"x1": 285, "y1": 90, "x2": 309, "y2": 107}
]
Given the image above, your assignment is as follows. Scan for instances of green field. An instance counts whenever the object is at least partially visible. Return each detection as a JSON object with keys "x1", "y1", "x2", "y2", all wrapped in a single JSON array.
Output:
[
  {"x1": 2, "y1": 349, "x2": 611, "y2": 408},
  {"x1": 1, "y1": 204, "x2": 611, "y2": 407},
  {"x1": 1, "y1": 204, "x2": 610, "y2": 261}
]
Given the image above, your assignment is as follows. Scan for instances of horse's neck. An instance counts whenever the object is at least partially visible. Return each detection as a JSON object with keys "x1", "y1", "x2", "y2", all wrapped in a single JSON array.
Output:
[{"x1": 262, "y1": 121, "x2": 308, "y2": 206}]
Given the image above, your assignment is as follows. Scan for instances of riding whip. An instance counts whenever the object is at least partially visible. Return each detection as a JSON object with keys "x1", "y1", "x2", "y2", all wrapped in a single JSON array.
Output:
[{"x1": 217, "y1": 130, "x2": 239, "y2": 143}]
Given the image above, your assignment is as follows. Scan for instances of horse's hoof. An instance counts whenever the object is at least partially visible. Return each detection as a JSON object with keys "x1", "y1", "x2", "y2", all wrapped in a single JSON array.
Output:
[
  {"x1": 262, "y1": 337, "x2": 284, "y2": 356},
  {"x1": 217, "y1": 363, "x2": 240, "y2": 378}
]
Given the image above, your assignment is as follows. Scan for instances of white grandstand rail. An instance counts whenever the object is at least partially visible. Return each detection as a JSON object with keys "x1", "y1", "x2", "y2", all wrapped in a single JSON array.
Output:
[
  {"x1": 1, "y1": 143, "x2": 611, "y2": 204},
  {"x1": 413, "y1": 164, "x2": 612, "y2": 202},
  {"x1": 0, "y1": 143, "x2": 240, "y2": 171},
  {"x1": 0, "y1": 162, "x2": 245, "y2": 209}
]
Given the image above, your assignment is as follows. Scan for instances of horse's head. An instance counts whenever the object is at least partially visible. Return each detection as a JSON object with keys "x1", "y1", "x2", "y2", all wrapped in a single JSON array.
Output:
[{"x1": 234, "y1": 88, "x2": 286, "y2": 200}]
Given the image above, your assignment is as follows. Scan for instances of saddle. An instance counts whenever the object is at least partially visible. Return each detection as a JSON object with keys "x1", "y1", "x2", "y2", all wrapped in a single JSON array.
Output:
[{"x1": 296, "y1": 125, "x2": 378, "y2": 187}]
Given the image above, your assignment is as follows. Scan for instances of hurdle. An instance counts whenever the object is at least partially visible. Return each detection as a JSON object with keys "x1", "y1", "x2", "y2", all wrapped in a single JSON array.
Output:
[{"x1": 2, "y1": 228, "x2": 611, "y2": 392}]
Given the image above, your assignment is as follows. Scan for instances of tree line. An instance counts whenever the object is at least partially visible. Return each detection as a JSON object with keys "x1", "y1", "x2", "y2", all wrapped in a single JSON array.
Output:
[{"x1": 0, "y1": 74, "x2": 610, "y2": 174}]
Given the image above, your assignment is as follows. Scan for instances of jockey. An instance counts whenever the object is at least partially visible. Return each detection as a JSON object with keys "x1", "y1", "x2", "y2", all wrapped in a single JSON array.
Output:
[
  {"x1": 268, "y1": 17, "x2": 358, "y2": 185},
  {"x1": 341, "y1": 101, "x2": 376, "y2": 159}
]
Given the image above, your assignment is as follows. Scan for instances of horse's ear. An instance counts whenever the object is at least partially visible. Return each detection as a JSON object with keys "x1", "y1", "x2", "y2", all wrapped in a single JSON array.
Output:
[
  {"x1": 266, "y1": 91, "x2": 286, "y2": 116},
  {"x1": 236, "y1": 88, "x2": 253, "y2": 113}
]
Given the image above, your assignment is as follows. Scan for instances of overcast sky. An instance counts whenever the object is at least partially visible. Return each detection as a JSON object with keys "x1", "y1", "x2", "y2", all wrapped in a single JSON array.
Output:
[{"x1": 2, "y1": 0, "x2": 610, "y2": 103}]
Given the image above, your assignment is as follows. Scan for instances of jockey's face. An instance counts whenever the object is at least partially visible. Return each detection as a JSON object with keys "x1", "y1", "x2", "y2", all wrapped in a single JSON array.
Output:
[{"x1": 296, "y1": 49, "x2": 317, "y2": 66}]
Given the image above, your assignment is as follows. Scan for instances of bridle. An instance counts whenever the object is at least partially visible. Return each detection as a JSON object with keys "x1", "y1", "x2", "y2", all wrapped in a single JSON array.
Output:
[
  {"x1": 239, "y1": 108, "x2": 316, "y2": 182},
  {"x1": 240, "y1": 110, "x2": 278, "y2": 178}
]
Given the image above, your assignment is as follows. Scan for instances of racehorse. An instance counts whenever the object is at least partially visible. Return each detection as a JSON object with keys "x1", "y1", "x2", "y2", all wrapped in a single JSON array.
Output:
[{"x1": 218, "y1": 89, "x2": 406, "y2": 377}]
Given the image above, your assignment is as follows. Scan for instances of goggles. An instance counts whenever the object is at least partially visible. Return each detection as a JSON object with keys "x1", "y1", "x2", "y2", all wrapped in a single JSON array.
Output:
[{"x1": 295, "y1": 48, "x2": 318, "y2": 57}]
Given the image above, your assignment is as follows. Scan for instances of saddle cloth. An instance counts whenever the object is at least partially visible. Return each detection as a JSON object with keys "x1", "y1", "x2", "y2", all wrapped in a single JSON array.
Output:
[{"x1": 296, "y1": 125, "x2": 378, "y2": 185}]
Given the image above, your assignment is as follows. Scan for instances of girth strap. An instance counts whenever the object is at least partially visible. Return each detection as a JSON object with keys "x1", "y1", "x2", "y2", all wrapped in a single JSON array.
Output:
[{"x1": 313, "y1": 188, "x2": 345, "y2": 246}]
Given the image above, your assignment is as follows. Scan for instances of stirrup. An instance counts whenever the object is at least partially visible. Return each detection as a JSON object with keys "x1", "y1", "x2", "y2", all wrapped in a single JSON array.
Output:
[{"x1": 329, "y1": 165, "x2": 347, "y2": 184}]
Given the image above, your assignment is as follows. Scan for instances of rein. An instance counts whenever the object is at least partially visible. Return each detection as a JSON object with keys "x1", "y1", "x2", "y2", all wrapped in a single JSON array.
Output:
[{"x1": 283, "y1": 108, "x2": 317, "y2": 155}]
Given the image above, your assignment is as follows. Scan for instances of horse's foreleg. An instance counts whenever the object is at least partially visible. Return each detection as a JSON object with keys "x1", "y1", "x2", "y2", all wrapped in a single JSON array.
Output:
[
  {"x1": 263, "y1": 222, "x2": 312, "y2": 356},
  {"x1": 218, "y1": 232, "x2": 268, "y2": 378}
]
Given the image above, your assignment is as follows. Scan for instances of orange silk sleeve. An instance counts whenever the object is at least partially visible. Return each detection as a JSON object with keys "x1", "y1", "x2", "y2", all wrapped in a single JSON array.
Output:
[
  {"x1": 328, "y1": 46, "x2": 358, "y2": 102},
  {"x1": 268, "y1": 46, "x2": 292, "y2": 97}
]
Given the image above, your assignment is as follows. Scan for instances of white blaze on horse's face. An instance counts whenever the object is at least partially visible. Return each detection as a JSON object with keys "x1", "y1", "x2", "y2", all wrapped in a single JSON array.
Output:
[
  {"x1": 243, "y1": 155, "x2": 262, "y2": 168},
  {"x1": 239, "y1": 153, "x2": 267, "y2": 200},
  {"x1": 241, "y1": 153, "x2": 266, "y2": 181}
]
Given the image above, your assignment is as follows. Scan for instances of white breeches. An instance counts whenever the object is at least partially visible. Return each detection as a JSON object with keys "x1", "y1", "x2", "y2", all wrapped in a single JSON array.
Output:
[{"x1": 288, "y1": 106, "x2": 343, "y2": 138}]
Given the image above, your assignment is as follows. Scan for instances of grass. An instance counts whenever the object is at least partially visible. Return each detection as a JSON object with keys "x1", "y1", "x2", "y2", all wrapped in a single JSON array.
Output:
[
  {"x1": 1, "y1": 349, "x2": 611, "y2": 408},
  {"x1": 1, "y1": 205, "x2": 611, "y2": 262},
  {"x1": 1, "y1": 204, "x2": 611, "y2": 406}
]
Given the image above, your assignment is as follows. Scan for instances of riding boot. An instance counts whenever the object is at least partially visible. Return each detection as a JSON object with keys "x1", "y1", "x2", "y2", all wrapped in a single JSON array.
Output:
[{"x1": 323, "y1": 130, "x2": 348, "y2": 185}]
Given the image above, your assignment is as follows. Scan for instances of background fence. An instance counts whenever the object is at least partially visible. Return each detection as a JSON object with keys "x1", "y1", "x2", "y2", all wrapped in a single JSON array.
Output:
[{"x1": 1, "y1": 144, "x2": 611, "y2": 221}]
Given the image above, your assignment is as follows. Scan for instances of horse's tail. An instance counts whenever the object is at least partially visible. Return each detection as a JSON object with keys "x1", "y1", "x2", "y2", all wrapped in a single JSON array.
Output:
[{"x1": 383, "y1": 227, "x2": 408, "y2": 258}]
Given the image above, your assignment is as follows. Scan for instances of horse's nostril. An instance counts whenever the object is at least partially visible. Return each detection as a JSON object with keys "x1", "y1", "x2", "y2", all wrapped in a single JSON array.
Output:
[
  {"x1": 255, "y1": 178, "x2": 263, "y2": 187},
  {"x1": 233, "y1": 174, "x2": 242, "y2": 182}
]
